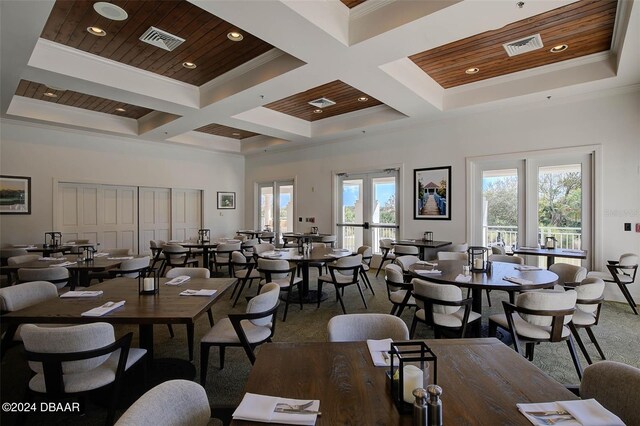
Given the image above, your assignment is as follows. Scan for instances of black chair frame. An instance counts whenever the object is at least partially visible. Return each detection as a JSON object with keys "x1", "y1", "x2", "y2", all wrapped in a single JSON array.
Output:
[
  {"x1": 410, "y1": 293, "x2": 477, "y2": 339},
  {"x1": 317, "y1": 263, "x2": 366, "y2": 314},
  {"x1": 257, "y1": 265, "x2": 301, "y2": 321},
  {"x1": 606, "y1": 263, "x2": 638, "y2": 315}
]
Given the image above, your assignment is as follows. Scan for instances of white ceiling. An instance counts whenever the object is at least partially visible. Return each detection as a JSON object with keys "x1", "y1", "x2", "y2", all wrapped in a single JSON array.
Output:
[{"x1": 1, "y1": 0, "x2": 638, "y2": 155}]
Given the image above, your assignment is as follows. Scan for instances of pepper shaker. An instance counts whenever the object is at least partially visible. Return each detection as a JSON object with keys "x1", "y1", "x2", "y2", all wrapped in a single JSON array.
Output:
[
  {"x1": 412, "y1": 388, "x2": 428, "y2": 426},
  {"x1": 427, "y1": 384, "x2": 443, "y2": 426}
]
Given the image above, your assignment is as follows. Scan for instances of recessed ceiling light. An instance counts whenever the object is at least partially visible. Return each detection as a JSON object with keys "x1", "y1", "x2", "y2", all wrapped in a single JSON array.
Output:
[
  {"x1": 46, "y1": 86, "x2": 66, "y2": 92},
  {"x1": 465, "y1": 67, "x2": 480, "y2": 74},
  {"x1": 313, "y1": 109, "x2": 323, "y2": 114},
  {"x1": 43, "y1": 92, "x2": 58, "y2": 98},
  {"x1": 115, "y1": 107, "x2": 126, "y2": 112},
  {"x1": 550, "y1": 44, "x2": 568, "y2": 53},
  {"x1": 93, "y1": 2, "x2": 128, "y2": 21},
  {"x1": 232, "y1": 132, "x2": 241, "y2": 136},
  {"x1": 87, "y1": 26, "x2": 106, "y2": 37},
  {"x1": 227, "y1": 31, "x2": 244, "y2": 41},
  {"x1": 357, "y1": 96, "x2": 369, "y2": 102},
  {"x1": 182, "y1": 62, "x2": 197, "y2": 69}
]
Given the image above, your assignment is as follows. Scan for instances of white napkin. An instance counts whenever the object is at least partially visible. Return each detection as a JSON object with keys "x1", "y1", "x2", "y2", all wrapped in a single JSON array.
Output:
[
  {"x1": 367, "y1": 338, "x2": 393, "y2": 366},
  {"x1": 416, "y1": 261, "x2": 437, "y2": 266},
  {"x1": 233, "y1": 393, "x2": 319, "y2": 425},
  {"x1": 503, "y1": 276, "x2": 533, "y2": 285},
  {"x1": 81, "y1": 300, "x2": 125, "y2": 317},
  {"x1": 514, "y1": 265, "x2": 543, "y2": 271},
  {"x1": 517, "y1": 399, "x2": 623, "y2": 426},
  {"x1": 399, "y1": 239, "x2": 416, "y2": 242},
  {"x1": 416, "y1": 269, "x2": 442, "y2": 275},
  {"x1": 49, "y1": 261, "x2": 76, "y2": 267},
  {"x1": 60, "y1": 291, "x2": 104, "y2": 298},
  {"x1": 165, "y1": 276, "x2": 191, "y2": 286},
  {"x1": 562, "y1": 249, "x2": 585, "y2": 253},
  {"x1": 107, "y1": 256, "x2": 134, "y2": 260},
  {"x1": 333, "y1": 249, "x2": 350, "y2": 252},
  {"x1": 39, "y1": 257, "x2": 60, "y2": 261},
  {"x1": 94, "y1": 252, "x2": 109, "y2": 257},
  {"x1": 455, "y1": 274, "x2": 472, "y2": 283},
  {"x1": 179, "y1": 289, "x2": 217, "y2": 296}
]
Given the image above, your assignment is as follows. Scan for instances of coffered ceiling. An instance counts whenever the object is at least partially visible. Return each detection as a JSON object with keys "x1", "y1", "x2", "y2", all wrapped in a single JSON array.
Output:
[{"x1": 1, "y1": 0, "x2": 638, "y2": 155}]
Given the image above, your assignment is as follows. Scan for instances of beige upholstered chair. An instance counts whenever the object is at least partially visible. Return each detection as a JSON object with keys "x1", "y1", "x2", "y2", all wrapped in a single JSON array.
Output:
[
  {"x1": 257, "y1": 258, "x2": 302, "y2": 321},
  {"x1": 17, "y1": 267, "x2": 70, "y2": 290},
  {"x1": 104, "y1": 248, "x2": 130, "y2": 256},
  {"x1": 7, "y1": 254, "x2": 40, "y2": 284},
  {"x1": 317, "y1": 254, "x2": 366, "y2": 314},
  {"x1": 385, "y1": 264, "x2": 416, "y2": 316},
  {"x1": 488, "y1": 289, "x2": 583, "y2": 379},
  {"x1": 115, "y1": 379, "x2": 211, "y2": 426},
  {"x1": 258, "y1": 232, "x2": 275, "y2": 244},
  {"x1": 149, "y1": 239, "x2": 167, "y2": 272},
  {"x1": 437, "y1": 251, "x2": 468, "y2": 261},
  {"x1": 491, "y1": 246, "x2": 506, "y2": 255},
  {"x1": 200, "y1": 283, "x2": 279, "y2": 382},
  {"x1": 394, "y1": 245, "x2": 419, "y2": 256},
  {"x1": 411, "y1": 278, "x2": 481, "y2": 339},
  {"x1": 550, "y1": 262, "x2": 587, "y2": 287},
  {"x1": 375, "y1": 238, "x2": 396, "y2": 277},
  {"x1": 211, "y1": 243, "x2": 241, "y2": 276},
  {"x1": 21, "y1": 323, "x2": 146, "y2": 425},
  {"x1": 321, "y1": 235, "x2": 337, "y2": 248},
  {"x1": 110, "y1": 256, "x2": 151, "y2": 278},
  {"x1": 588, "y1": 253, "x2": 638, "y2": 314},
  {"x1": 394, "y1": 255, "x2": 420, "y2": 272},
  {"x1": 161, "y1": 244, "x2": 198, "y2": 275},
  {"x1": 356, "y1": 246, "x2": 374, "y2": 294},
  {"x1": 449, "y1": 243, "x2": 469, "y2": 252},
  {"x1": 241, "y1": 238, "x2": 259, "y2": 257},
  {"x1": 165, "y1": 267, "x2": 210, "y2": 279},
  {"x1": 580, "y1": 361, "x2": 640, "y2": 425},
  {"x1": 327, "y1": 313, "x2": 409, "y2": 342},
  {"x1": 567, "y1": 277, "x2": 606, "y2": 364},
  {"x1": 0, "y1": 247, "x2": 27, "y2": 265},
  {"x1": 230, "y1": 252, "x2": 261, "y2": 307},
  {"x1": 253, "y1": 243, "x2": 275, "y2": 257},
  {"x1": 488, "y1": 254, "x2": 524, "y2": 264}
]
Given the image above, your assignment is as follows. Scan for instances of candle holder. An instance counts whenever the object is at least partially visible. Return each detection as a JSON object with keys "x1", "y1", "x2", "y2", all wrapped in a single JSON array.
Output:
[
  {"x1": 422, "y1": 231, "x2": 433, "y2": 242},
  {"x1": 138, "y1": 268, "x2": 159, "y2": 295},
  {"x1": 83, "y1": 246, "x2": 96, "y2": 262},
  {"x1": 198, "y1": 229, "x2": 210, "y2": 243},
  {"x1": 387, "y1": 341, "x2": 437, "y2": 413},
  {"x1": 468, "y1": 246, "x2": 489, "y2": 272},
  {"x1": 44, "y1": 232, "x2": 62, "y2": 247}
]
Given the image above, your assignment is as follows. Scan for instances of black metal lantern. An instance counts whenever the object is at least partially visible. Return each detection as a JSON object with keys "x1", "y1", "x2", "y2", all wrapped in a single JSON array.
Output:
[
  {"x1": 468, "y1": 246, "x2": 489, "y2": 272},
  {"x1": 83, "y1": 246, "x2": 96, "y2": 261},
  {"x1": 44, "y1": 232, "x2": 62, "y2": 247},
  {"x1": 388, "y1": 341, "x2": 437, "y2": 413},
  {"x1": 138, "y1": 268, "x2": 159, "y2": 295},
  {"x1": 198, "y1": 229, "x2": 211, "y2": 243},
  {"x1": 423, "y1": 231, "x2": 433, "y2": 242}
]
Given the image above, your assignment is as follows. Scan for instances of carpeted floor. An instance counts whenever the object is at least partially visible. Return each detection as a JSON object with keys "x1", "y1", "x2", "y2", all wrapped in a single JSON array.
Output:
[{"x1": 2, "y1": 269, "x2": 639, "y2": 425}]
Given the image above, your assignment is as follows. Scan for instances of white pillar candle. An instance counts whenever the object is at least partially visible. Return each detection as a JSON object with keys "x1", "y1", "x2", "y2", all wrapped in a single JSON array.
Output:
[
  {"x1": 402, "y1": 365, "x2": 424, "y2": 403},
  {"x1": 473, "y1": 258, "x2": 483, "y2": 269},
  {"x1": 143, "y1": 278, "x2": 155, "y2": 291}
]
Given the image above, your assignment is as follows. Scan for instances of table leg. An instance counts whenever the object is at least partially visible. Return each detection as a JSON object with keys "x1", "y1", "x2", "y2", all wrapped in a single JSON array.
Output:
[
  {"x1": 139, "y1": 324, "x2": 154, "y2": 360},
  {"x1": 202, "y1": 249, "x2": 210, "y2": 273},
  {"x1": 187, "y1": 323, "x2": 194, "y2": 362},
  {"x1": 470, "y1": 288, "x2": 483, "y2": 337},
  {"x1": 547, "y1": 255, "x2": 554, "y2": 269}
]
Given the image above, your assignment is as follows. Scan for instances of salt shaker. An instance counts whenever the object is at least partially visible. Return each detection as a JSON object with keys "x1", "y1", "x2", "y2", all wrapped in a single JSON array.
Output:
[
  {"x1": 426, "y1": 384, "x2": 443, "y2": 426},
  {"x1": 412, "y1": 388, "x2": 428, "y2": 426}
]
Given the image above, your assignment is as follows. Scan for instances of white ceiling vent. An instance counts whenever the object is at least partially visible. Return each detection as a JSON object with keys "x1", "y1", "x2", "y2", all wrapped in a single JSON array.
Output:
[
  {"x1": 308, "y1": 97, "x2": 336, "y2": 108},
  {"x1": 139, "y1": 26, "x2": 185, "y2": 52},
  {"x1": 502, "y1": 34, "x2": 544, "y2": 57}
]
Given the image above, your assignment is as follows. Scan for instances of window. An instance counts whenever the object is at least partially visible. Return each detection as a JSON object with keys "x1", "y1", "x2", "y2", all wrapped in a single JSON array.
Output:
[{"x1": 257, "y1": 180, "x2": 295, "y2": 241}]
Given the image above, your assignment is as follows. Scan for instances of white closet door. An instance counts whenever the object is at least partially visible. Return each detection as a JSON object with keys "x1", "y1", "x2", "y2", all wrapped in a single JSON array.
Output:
[
  {"x1": 139, "y1": 187, "x2": 171, "y2": 254},
  {"x1": 172, "y1": 189, "x2": 202, "y2": 241},
  {"x1": 58, "y1": 183, "x2": 137, "y2": 252}
]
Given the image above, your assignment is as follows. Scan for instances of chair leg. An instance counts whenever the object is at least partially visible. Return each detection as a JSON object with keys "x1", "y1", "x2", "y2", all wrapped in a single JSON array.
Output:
[
  {"x1": 410, "y1": 316, "x2": 418, "y2": 339},
  {"x1": 207, "y1": 308, "x2": 214, "y2": 327},
  {"x1": 488, "y1": 320, "x2": 498, "y2": 337},
  {"x1": 219, "y1": 346, "x2": 226, "y2": 370},
  {"x1": 525, "y1": 342, "x2": 535, "y2": 361},
  {"x1": 187, "y1": 324, "x2": 195, "y2": 362},
  {"x1": 317, "y1": 281, "x2": 323, "y2": 308},
  {"x1": 390, "y1": 305, "x2": 398, "y2": 316},
  {"x1": 616, "y1": 282, "x2": 638, "y2": 315},
  {"x1": 283, "y1": 288, "x2": 291, "y2": 322},
  {"x1": 200, "y1": 344, "x2": 210, "y2": 385},
  {"x1": 585, "y1": 327, "x2": 606, "y2": 360},
  {"x1": 167, "y1": 324, "x2": 175, "y2": 338},
  {"x1": 569, "y1": 323, "x2": 592, "y2": 364},
  {"x1": 233, "y1": 278, "x2": 249, "y2": 307},
  {"x1": 485, "y1": 289, "x2": 492, "y2": 307},
  {"x1": 566, "y1": 336, "x2": 583, "y2": 380},
  {"x1": 375, "y1": 253, "x2": 388, "y2": 277},
  {"x1": 335, "y1": 285, "x2": 347, "y2": 314},
  {"x1": 356, "y1": 282, "x2": 368, "y2": 309}
]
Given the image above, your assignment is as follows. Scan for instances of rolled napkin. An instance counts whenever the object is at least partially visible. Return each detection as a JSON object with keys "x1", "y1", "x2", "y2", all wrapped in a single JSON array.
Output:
[
  {"x1": 81, "y1": 300, "x2": 125, "y2": 317},
  {"x1": 416, "y1": 269, "x2": 442, "y2": 275},
  {"x1": 165, "y1": 276, "x2": 191, "y2": 286},
  {"x1": 49, "y1": 261, "x2": 76, "y2": 267},
  {"x1": 517, "y1": 399, "x2": 623, "y2": 426},
  {"x1": 332, "y1": 248, "x2": 350, "y2": 252},
  {"x1": 455, "y1": 274, "x2": 472, "y2": 283},
  {"x1": 367, "y1": 338, "x2": 393, "y2": 367},
  {"x1": 416, "y1": 261, "x2": 437, "y2": 266},
  {"x1": 514, "y1": 265, "x2": 543, "y2": 271},
  {"x1": 94, "y1": 252, "x2": 109, "y2": 257},
  {"x1": 561, "y1": 249, "x2": 585, "y2": 254},
  {"x1": 39, "y1": 256, "x2": 60, "y2": 261},
  {"x1": 233, "y1": 393, "x2": 320, "y2": 425},
  {"x1": 266, "y1": 253, "x2": 283, "y2": 258},
  {"x1": 60, "y1": 290, "x2": 104, "y2": 298},
  {"x1": 503, "y1": 276, "x2": 533, "y2": 285},
  {"x1": 107, "y1": 256, "x2": 134, "y2": 260},
  {"x1": 179, "y1": 289, "x2": 217, "y2": 296}
]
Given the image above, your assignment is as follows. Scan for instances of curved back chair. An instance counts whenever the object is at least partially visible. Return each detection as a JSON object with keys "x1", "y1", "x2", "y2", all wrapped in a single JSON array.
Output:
[
  {"x1": 488, "y1": 254, "x2": 524, "y2": 264},
  {"x1": 230, "y1": 251, "x2": 261, "y2": 307},
  {"x1": 393, "y1": 245, "x2": 419, "y2": 256},
  {"x1": 385, "y1": 264, "x2": 415, "y2": 316},
  {"x1": 449, "y1": 243, "x2": 469, "y2": 252},
  {"x1": 161, "y1": 244, "x2": 197, "y2": 276},
  {"x1": 491, "y1": 246, "x2": 506, "y2": 255},
  {"x1": 165, "y1": 267, "x2": 210, "y2": 279},
  {"x1": 437, "y1": 251, "x2": 468, "y2": 261},
  {"x1": 588, "y1": 253, "x2": 638, "y2": 314},
  {"x1": 257, "y1": 258, "x2": 301, "y2": 321},
  {"x1": 7, "y1": 255, "x2": 41, "y2": 284},
  {"x1": 317, "y1": 254, "x2": 365, "y2": 314},
  {"x1": 356, "y1": 246, "x2": 375, "y2": 294},
  {"x1": 258, "y1": 232, "x2": 275, "y2": 244},
  {"x1": 566, "y1": 277, "x2": 606, "y2": 364},
  {"x1": 18, "y1": 267, "x2": 69, "y2": 290},
  {"x1": 105, "y1": 248, "x2": 130, "y2": 256},
  {"x1": 111, "y1": 256, "x2": 151, "y2": 278},
  {"x1": 550, "y1": 263, "x2": 587, "y2": 290},
  {"x1": 376, "y1": 238, "x2": 396, "y2": 277},
  {"x1": 253, "y1": 243, "x2": 275, "y2": 257},
  {"x1": 0, "y1": 248, "x2": 28, "y2": 266},
  {"x1": 394, "y1": 255, "x2": 420, "y2": 272},
  {"x1": 149, "y1": 240, "x2": 167, "y2": 272},
  {"x1": 327, "y1": 313, "x2": 409, "y2": 342},
  {"x1": 211, "y1": 243, "x2": 241, "y2": 276},
  {"x1": 320, "y1": 235, "x2": 337, "y2": 248}
]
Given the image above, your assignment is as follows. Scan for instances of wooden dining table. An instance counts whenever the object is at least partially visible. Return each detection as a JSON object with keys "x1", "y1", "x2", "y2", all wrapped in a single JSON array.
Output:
[
  {"x1": 511, "y1": 247, "x2": 587, "y2": 268},
  {"x1": 392, "y1": 239, "x2": 452, "y2": 260},
  {"x1": 180, "y1": 241, "x2": 219, "y2": 272},
  {"x1": 231, "y1": 338, "x2": 578, "y2": 425}
]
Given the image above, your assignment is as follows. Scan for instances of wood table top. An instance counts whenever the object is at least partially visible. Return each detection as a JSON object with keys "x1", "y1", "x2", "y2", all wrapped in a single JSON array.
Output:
[
  {"x1": 232, "y1": 339, "x2": 577, "y2": 425},
  {"x1": 0, "y1": 256, "x2": 141, "y2": 272},
  {"x1": 512, "y1": 247, "x2": 587, "y2": 259},
  {"x1": 2, "y1": 277, "x2": 234, "y2": 325},
  {"x1": 393, "y1": 239, "x2": 452, "y2": 248}
]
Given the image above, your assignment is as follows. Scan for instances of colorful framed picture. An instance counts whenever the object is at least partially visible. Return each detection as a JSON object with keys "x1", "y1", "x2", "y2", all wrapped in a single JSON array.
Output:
[
  {"x1": 0, "y1": 175, "x2": 31, "y2": 214},
  {"x1": 217, "y1": 191, "x2": 236, "y2": 209},
  {"x1": 414, "y1": 166, "x2": 451, "y2": 220}
]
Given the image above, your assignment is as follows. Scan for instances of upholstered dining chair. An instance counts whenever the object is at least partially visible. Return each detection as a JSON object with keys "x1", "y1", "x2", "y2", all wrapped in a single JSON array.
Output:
[
  {"x1": 21, "y1": 323, "x2": 146, "y2": 426},
  {"x1": 580, "y1": 361, "x2": 640, "y2": 425},
  {"x1": 549, "y1": 262, "x2": 587, "y2": 289},
  {"x1": 210, "y1": 242, "x2": 241, "y2": 277},
  {"x1": 588, "y1": 253, "x2": 638, "y2": 314},
  {"x1": 321, "y1": 235, "x2": 337, "y2": 248},
  {"x1": 393, "y1": 245, "x2": 419, "y2": 257},
  {"x1": 104, "y1": 248, "x2": 130, "y2": 256},
  {"x1": 241, "y1": 238, "x2": 259, "y2": 257},
  {"x1": 0, "y1": 247, "x2": 27, "y2": 266},
  {"x1": 149, "y1": 239, "x2": 167, "y2": 273},
  {"x1": 488, "y1": 289, "x2": 583, "y2": 379},
  {"x1": 491, "y1": 245, "x2": 506, "y2": 255},
  {"x1": 230, "y1": 251, "x2": 261, "y2": 307},
  {"x1": 0, "y1": 281, "x2": 59, "y2": 359},
  {"x1": 257, "y1": 258, "x2": 302, "y2": 321},
  {"x1": 357, "y1": 245, "x2": 374, "y2": 294},
  {"x1": 394, "y1": 255, "x2": 421, "y2": 272},
  {"x1": 410, "y1": 278, "x2": 481, "y2": 339},
  {"x1": 565, "y1": 277, "x2": 606, "y2": 364},
  {"x1": 18, "y1": 267, "x2": 70, "y2": 290},
  {"x1": 7, "y1": 254, "x2": 40, "y2": 284},
  {"x1": 109, "y1": 256, "x2": 151, "y2": 278},
  {"x1": 385, "y1": 264, "x2": 416, "y2": 316},
  {"x1": 327, "y1": 313, "x2": 409, "y2": 342},
  {"x1": 437, "y1": 251, "x2": 468, "y2": 261},
  {"x1": 375, "y1": 238, "x2": 396, "y2": 277},
  {"x1": 317, "y1": 254, "x2": 366, "y2": 314},
  {"x1": 115, "y1": 379, "x2": 211, "y2": 426},
  {"x1": 449, "y1": 243, "x2": 469, "y2": 252},
  {"x1": 252, "y1": 243, "x2": 275, "y2": 257},
  {"x1": 161, "y1": 244, "x2": 198, "y2": 276},
  {"x1": 488, "y1": 254, "x2": 524, "y2": 264},
  {"x1": 258, "y1": 232, "x2": 275, "y2": 244},
  {"x1": 200, "y1": 283, "x2": 279, "y2": 383}
]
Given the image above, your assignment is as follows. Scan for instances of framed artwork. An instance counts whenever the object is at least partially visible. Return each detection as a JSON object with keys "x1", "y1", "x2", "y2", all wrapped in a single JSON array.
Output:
[
  {"x1": 217, "y1": 191, "x2": 236, "y2": 209},
  {"x1": 0, "y1": 175, "x2": 31, "y2": 214},
  {"x1": 414, "y1": 166, "x2": 451, "y2": 220}
]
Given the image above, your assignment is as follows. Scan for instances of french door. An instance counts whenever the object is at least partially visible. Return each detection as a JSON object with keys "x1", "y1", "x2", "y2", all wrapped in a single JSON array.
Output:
[
  {"x1": 258, "y1": 180, "x2": 294, "y2": 240},
  {"x1": 336, "y1": 170, "x2": 399, "y2": 253}
]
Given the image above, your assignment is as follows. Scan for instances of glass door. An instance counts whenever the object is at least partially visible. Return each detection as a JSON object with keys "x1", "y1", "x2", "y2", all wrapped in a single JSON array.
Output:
[
  {"x1": 337, "y1": 170, "x2": 398, "y2": 253},
  {"x1": 481, "y1": 167, "x2": 522, "y2": 251},
  {"x1": 258, "y1": 180, "x2": 294, "y2": 242}
]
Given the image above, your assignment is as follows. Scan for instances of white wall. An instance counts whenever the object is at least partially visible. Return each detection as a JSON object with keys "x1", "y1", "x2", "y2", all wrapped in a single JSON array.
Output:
[
  {"x1": 0, "y1": 120, "x2": 245, "y2": 250},
  {"x1": 245, "y1": 89, "x2": 640, "y2": 303}
]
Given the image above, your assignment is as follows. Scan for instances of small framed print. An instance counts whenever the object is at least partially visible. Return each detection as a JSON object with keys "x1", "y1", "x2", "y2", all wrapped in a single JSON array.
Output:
[
  {"x1": 414, "y1": 166, "x2": 451, "y2": 220},
  {"x1": 0, "y1": 175, "x2": 31, "y2": 214},
  {"x1": 217, "y1": 191, "x2": 236, "y2": 209}
]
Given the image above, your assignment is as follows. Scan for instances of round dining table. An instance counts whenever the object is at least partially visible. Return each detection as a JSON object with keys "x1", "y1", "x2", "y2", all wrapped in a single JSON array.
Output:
[{"x1": 257, "y1": 247, "x2": 352, "y2": 303}]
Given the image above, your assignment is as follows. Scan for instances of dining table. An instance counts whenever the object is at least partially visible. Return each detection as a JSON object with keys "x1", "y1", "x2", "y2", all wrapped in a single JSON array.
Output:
[
  {"x1": 180, "y1": 241, "x2": 219, "y2": 272},
  {"x1": 256, "y1": 247, "x2": 351, "y2": 303},
  {"x1": 281, "y1": 233, "x2": 333, "y2": 246},
  {"x1": 21, "y1": 243, "x2": 70, "y2": 257},
  {"x1": 230, "y1": 338, "x2": 578, "y2": 425},
  {"x1": 511, "y1": 246, "x2": 587, "y2": 268},
  {"x1": 1, "y1": 277, "x2": 234, "y2": 378},
  {"x1": 236, "y1": 230, "x2": 265, "y2": 239},
  {"x1": 392, "y1": 239, "x2": 452, "y2": 260}
]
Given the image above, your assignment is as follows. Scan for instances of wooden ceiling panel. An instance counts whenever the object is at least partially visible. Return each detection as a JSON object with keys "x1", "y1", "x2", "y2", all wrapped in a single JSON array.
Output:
[
  {"x1": 341, "y1": 0, "x2": 368, "y2": 8},
  {"x1": 195, "y1": 124, "x2": 259, "y2": 140},
  {"x1": 40, "y1": 0, "x2": 274, "y2": 86},
  {"x1": 15, "y1": 80, "x2": 153, "y2": 119},
  {"x1": 264, "y1": 80, "x2": 383, "y2": 122},
  {"x1": 410, "y1": 0, "x2": 617, "y2": 88}
]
